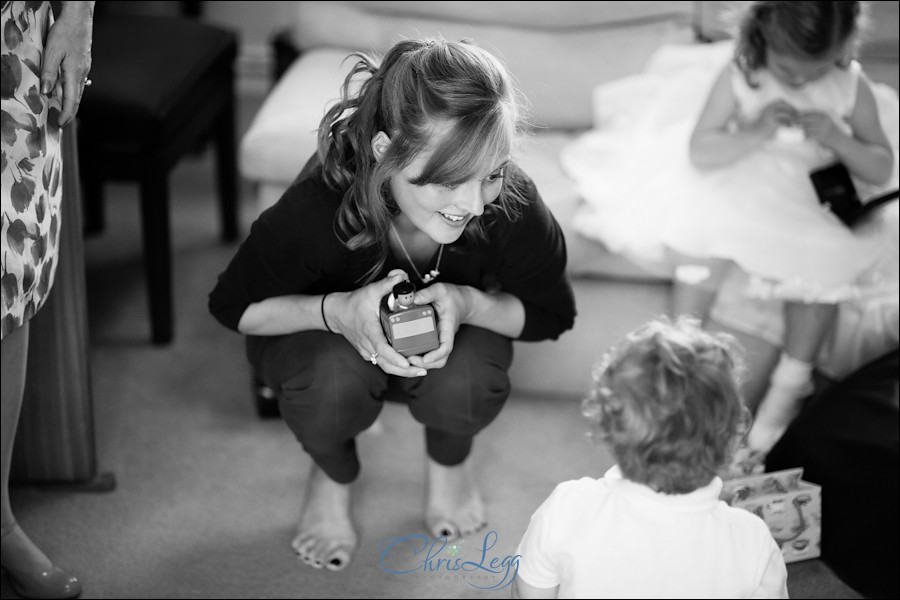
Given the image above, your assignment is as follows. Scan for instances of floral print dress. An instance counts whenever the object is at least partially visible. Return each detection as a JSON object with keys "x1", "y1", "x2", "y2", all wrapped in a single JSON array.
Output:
[{"x1": 1, "y1": 1, "x2": 63, "y2": 339}]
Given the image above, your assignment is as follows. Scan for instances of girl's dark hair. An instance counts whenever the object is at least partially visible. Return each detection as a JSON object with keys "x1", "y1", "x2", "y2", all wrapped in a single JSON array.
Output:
[
  {"x1": 732, "y1": 1, "x2": 864, "y2": 87},
  {"x1": 318, "y1": 38, "x2": 528, "y2": 283},
  {"x1": 583, "y1": 317, "x2": 749, "y2": 494}
]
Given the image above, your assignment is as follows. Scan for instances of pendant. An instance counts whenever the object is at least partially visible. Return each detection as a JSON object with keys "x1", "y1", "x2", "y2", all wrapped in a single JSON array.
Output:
[{"x1": 422, "y1": 270, "x2": 439, "y2": 284}]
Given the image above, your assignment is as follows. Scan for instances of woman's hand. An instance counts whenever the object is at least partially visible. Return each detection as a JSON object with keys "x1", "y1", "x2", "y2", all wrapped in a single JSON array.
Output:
[
  {"x1": 328, "y1": 270, "x2": 428, "y2": 377},
  {"x1": 405, "y1": 282, "x2": 473, "y2": 369},
  {"x1": 42, "y1": 1, "x2": 94, "y2": 127}
]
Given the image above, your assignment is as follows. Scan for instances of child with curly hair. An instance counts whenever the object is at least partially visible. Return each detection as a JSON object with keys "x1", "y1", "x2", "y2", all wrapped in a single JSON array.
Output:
[{"x1": 513, "y1": 317, "x2": 787, "y2": 598}]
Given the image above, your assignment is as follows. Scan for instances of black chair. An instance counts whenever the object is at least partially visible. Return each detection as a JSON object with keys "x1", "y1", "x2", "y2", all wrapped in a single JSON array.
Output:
[{"x1": 78, "y1": 13, "x2": 239, "y2": 344}]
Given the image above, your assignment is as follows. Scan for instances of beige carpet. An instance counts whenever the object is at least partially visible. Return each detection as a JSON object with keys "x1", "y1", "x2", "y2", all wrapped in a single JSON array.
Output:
[{"x1": 2, "y1": 105, "x2": 864, "y2": 599}]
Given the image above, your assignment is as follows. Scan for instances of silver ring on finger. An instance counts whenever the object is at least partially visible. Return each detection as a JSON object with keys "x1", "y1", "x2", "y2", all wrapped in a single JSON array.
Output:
[{"x1": 369, "y1": 353, "x2": 379, "y2": 365}]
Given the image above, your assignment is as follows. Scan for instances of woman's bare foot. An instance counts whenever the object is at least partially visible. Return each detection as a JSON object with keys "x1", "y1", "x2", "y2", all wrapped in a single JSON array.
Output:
[
  {"x1": 425, "y1": 456, "x2": 486, "y2": 541},
  {"x1": 292, "y1": 465, "x2": 357, "y2": 571}
]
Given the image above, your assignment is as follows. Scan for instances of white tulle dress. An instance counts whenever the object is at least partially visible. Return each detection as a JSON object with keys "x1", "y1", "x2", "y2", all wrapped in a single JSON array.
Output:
[{"x1": 562, "y1": 42, "x2": 899, "y2": 303}]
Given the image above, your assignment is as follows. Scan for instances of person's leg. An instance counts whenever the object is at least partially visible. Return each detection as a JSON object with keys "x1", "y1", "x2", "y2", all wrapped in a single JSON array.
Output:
[
  {"x1": 704, "y1": 320, "x2": 781, "y2": 414},
  {"x1": 248, "y1": 331, "x2": 388, "y2": 571},
  {"x1": 666, "y1": 249, "x2": 733, "y2": 323},
  {"x1": 0, "y1": 323, "x2": 46, "y2": 569},
  {"x1": 2, "y1": 323, "x2": 81, "y2": 597},
  {"x1": 746, "y1": 301, "x2": 838, "y2": 457},
  {"x1": 400, "y1": 326, "x2": 513, "y2": 540}
]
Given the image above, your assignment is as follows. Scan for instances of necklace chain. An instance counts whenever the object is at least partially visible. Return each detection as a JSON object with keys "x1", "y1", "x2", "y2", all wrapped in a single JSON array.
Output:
[{"x1": 390, "y1": 223, "x2": 444, "y2": 284}]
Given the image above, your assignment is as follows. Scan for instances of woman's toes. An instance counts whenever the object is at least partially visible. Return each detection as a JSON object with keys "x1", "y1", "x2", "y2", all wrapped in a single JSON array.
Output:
[
  {"x1": 325, "y1": 548, "x2": 351, "y2": 572},
  {"x1": 461, "y1": 518, "x2": 485, "y2": 537},
  {"x1": 426, "y1": 516, "x2": 459, "y2": 540},
  {"x1": 292, "y1": 533, "x2": 312, "y2": 555}
]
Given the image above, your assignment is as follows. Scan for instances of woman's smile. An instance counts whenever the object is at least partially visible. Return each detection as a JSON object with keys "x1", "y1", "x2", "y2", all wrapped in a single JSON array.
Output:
[{"x1": 437, "y1": 211, "x2": 469, "y2": 227}]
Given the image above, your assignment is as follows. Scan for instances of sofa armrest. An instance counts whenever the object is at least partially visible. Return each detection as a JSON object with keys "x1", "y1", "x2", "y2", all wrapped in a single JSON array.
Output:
[{"x1": 241, "y1": 48, "x2": 355, "y2": 186}]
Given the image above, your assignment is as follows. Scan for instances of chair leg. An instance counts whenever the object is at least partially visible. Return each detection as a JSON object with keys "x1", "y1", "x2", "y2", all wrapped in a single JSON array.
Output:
[
  {"x1": 139, "y1": 168, "x2": 174, "y2": 344},
  {"x1": 215, "y1": 92, "x2": 239, "y2": 242},
  {"x1": 79, "y1": 148, "x2": 105, "y2": 234},
  {"x1": 81, "y1": 175, "x2": 105, "y2": 235}
]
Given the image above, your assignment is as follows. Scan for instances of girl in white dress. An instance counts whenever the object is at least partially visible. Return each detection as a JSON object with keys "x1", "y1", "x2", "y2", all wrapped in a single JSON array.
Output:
[{"x1": 666, "y1": 1, "x2": 894, "y2": 473}]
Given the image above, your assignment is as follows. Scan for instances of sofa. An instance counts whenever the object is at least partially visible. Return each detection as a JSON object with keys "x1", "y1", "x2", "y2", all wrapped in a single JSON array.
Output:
[{"x1": 239, "y1": 1, "x2": 899, "y2": 398}]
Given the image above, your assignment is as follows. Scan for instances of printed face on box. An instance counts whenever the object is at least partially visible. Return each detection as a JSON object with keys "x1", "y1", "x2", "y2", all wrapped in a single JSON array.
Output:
[{"x1": 721, "y1": 468, "x2": 822, "y2": 563}]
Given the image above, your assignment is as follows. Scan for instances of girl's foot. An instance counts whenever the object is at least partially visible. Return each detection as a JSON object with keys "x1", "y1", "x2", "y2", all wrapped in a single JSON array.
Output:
[
  {"x1": 722, "y1": 444, "x2": 767, "y2": 479},
  {"x1": 291, "y1": 466, "x2": 357, "y2": 572},
  {"x1": 425, "y1": 456, "x2": 486, "y2": 541},
  {"x1": 747, "y1": 376, "x2": 814, "y2": 456}
]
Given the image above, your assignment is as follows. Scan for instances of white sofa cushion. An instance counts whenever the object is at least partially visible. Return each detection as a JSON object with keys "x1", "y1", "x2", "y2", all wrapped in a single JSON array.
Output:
[
  {"x1": 241, "y1": 1, "x2": 700, "y2": 187},
  {"x1": 289, "y1": 1, "x2": 696, "y2": 131}
]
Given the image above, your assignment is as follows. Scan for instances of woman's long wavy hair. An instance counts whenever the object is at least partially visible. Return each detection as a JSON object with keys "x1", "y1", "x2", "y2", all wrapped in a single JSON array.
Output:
[
  {"x1": 582, "y1": 317, "x2": 749, "y2": 494},
  {"x1": 732, "y1": 1, "x2": 865, "y2": 87},
  {"x1": 317, "y1": 38, "x2": 529, "y2": 284}
]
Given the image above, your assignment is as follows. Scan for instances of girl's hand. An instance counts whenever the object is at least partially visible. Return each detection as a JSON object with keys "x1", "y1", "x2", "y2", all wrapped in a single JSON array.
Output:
[
  {"x1": 798, "y1": 111, "x2": 840, "y2": 148},
  {"x1": 42, "y1": 1, "x2": 94, "y2": 127},
  {"x1": 404, "y1": 282, "x2": 472, "y2": 369},
  {"x1": 752, "y1": 100, "x2": 798, "y2": 138},
  {"x1": 330, "y1": 270, "x2": 428, "y2": 377}
]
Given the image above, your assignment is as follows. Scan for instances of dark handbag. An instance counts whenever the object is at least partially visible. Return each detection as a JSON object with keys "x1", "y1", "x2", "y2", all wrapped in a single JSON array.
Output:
[
  {"x1": 810, "y1": 162, "x2": 863, "y2": 226},
  {"x1": 811, "y1": 162, "x2": 899, "y2": 227}
]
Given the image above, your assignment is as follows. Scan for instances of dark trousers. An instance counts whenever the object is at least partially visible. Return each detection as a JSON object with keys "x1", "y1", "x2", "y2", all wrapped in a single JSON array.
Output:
[{"x1": 247, "y1": 325, "x2": 513, "y2": 483}]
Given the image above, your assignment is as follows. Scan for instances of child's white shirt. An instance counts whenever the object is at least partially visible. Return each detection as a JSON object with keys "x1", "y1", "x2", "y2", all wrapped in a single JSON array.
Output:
[{"x1": 516, "y1": 466, "x2": 788, "y2": 598}]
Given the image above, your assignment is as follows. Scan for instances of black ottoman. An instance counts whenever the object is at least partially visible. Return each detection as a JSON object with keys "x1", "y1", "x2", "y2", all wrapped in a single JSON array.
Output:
[{"x1": 78, "y1": 14, "x2": 239, "y2": 344}]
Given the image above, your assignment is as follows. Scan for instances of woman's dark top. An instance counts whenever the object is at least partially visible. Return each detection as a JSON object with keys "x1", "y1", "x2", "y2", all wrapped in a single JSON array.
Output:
[{"x1": 209, "y1": 159, "x2": 576, "y2": 342}]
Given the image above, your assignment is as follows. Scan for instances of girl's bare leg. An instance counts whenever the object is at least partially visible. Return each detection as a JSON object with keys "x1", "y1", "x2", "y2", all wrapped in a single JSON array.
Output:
[
  {"x1": 667, "y1": 250, "x2": 733, "y2": 324},
  {"x1": 746, "y1": 301, "x2": 838, "y2": 454}
]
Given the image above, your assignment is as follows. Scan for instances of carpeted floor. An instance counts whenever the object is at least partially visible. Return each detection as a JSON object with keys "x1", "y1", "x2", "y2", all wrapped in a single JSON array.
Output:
[{"x1": 1, "y1": 95, "x2": 866, "y2": 599}]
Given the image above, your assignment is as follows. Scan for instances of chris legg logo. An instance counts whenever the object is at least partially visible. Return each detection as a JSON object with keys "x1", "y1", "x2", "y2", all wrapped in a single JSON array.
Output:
[{"x1": 379, "y1": 530, "x2": 520, "y2": 590}]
